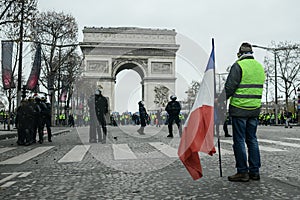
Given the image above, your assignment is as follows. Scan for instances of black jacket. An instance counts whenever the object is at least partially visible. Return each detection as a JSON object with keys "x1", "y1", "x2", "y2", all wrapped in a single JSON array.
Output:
[{"x1": 165, "y1": 100, "x2": 181, "y2": 116}]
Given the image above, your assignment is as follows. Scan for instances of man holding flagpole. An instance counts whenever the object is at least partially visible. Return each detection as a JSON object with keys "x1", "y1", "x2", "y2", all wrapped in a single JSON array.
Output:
[{"x1": 225, "y1": 42, "x2": 265, "y2": 182}]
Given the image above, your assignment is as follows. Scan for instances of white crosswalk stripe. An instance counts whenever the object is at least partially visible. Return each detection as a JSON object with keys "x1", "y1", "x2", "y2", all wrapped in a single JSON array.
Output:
[
  {"x1": 1, "y1": 138, "x2": 299, "y2": 165},
  {"x1": 0, "y1": 147, "x2": 16, "y2": 154},
  {"x1": 284, "y1": 138, "x2": 300, "y2": 141},
  {"x1": 149, "y1": 142, "x2": 178, "y2": 157},
  {"x1": 221, "y1": 140, "x2": 287, "y2": 152},
  {"x1": 112, "y1": 144, "x2": 137, "y2": 160},
  {"x1": 58, "y1": 145, "x2": 91, "y2": 163},
  {"x1": 258, "y1": 139, "x2": 300, "y2": 148},
  {"x1": 0, "y1": 146, "x2": 54, "y2": 165},
  {"x1": 214, "y1": 147, "x2": 233, "y2": 155}
]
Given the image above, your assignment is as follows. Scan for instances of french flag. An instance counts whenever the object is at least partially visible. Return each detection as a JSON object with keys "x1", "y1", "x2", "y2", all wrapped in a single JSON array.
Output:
[{"x1": 178, "y1": 40, "x2": 216, "y2": 180}]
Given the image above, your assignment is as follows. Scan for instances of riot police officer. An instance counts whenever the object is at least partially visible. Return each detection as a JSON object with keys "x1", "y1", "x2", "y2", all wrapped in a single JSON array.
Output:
[
  {"x1": 41, "y1": 96, "x2": 52, "y2": 142},
  {"x1": 165, "y1": 95, "x2": 182, "y2": 138},
  {"x1": 15, "y1": 99, "x2": 35, "y2": 145}
]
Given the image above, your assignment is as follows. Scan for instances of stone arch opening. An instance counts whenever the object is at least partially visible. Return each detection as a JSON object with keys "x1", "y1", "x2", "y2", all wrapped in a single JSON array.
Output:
[
  {"x1": 114, "y1": 62, "x2": 145, "y2": 113},
  {"x1": 113, "y1": 61, "x2": 146, "y2": 80}
]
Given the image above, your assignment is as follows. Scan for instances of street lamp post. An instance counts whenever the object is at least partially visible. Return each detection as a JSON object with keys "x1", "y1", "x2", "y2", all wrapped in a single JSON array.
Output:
[
  {"x1": 252, "y1": 44, "x2": 299, "y2": 125},
  {"x1": 16, "y1": 0, "x2": 25, "y2": 107}
]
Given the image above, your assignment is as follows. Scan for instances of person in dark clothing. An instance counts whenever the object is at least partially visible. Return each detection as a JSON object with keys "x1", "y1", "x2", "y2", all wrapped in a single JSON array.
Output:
[
  {"x1": 165, "y1": 95, "x2": 182, "y2": 138},
  {"x1": 68, "y1": 114, "x2": 75, "y2": 127},
  {"x1": 34, "y1": 96, "x2": 47, "y2": 144},
  {"x1": 137, "y1": 101, "x2": 148, "y2": 135},
  {"x1": 88, "y1": 89, "x2": 109, "y2": 143},
  {"x1": 156, "y1": 109, "x2": 162, "y2": 127},
  {"x1": 215, "y1": 89, "x2": 232, "y2": 137},
  {"x1": 28, "y1": 97, "x2": 40, "y2": 144},
  {"x1": 95, "y1": 89, "x2": 109, "y2": 143},
  {"x1": 15, "y1": 99, "x2": 35, "y2": 145},
  {"x1": 41, "y1": 97, "x2": 52, "y2": 142}
]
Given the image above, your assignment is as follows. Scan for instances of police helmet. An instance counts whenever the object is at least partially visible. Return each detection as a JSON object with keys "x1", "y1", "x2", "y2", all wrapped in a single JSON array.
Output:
[
  {"x1": 95, "y1": 89, "x2": 101, "y2": 95},
  {"x1": 170, "y1": 95, "x2": 177, "y2": 101},
  {"x1": 138, "y1": 101, "x2": 144, "y2": 106}
]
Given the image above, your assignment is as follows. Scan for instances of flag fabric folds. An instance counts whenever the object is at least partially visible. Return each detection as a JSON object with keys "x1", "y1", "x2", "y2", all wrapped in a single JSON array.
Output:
[
  {"x1": 1, "y1": 41, "x2": 15, "y2": 90},
  {"x1": 178, "y1": 41, "x2": 216, "y2": 180},
  {"x1": 26, "y1": 43, "x2": 41, "y2": 91}
]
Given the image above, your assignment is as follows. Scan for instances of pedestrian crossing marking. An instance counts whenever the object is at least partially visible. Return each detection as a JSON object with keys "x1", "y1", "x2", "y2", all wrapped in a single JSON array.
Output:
[
  {"x1": 284, "y1": 138, "x2": 300, "y2": 141},
  {"x1": 0, "y1": 146, "x2": 54, "y2": 165},
  {"x1": 215, "y1": 147, "x2": 233, "y2": 155},
  {"x1": 259, "y1": 139, "x2": 300, "y2": 148},
  {"x1": 18, "y1": 172, "x2": 32, "y2": 178},
  {"x1": 0, "y1": 181, "x2": 16, "y2": 188},
  {"x1": 0, "y1": 147, "x2": 16, "y2": 154},
  {"x1": 0, "y1": 172, "x2": 32, "y2": 188},
  {"x1": 112, "y1": 144, "x2": 137, "y2": 160},
  {"x1": 0, "y1": 172, "x2": 21, "y2": 184},
  {"x1": 1, "y1": 138, "x2": 298, "y2": 165},
  {"x1": 221, "y1": 140, "x2": 286, "y2": 152},
  {"x1": 58, "y1": 145, "x2": 90, "y2": 163},
  {"x1": 149, "y1": 142, "x2": 178, "y2": 158}
]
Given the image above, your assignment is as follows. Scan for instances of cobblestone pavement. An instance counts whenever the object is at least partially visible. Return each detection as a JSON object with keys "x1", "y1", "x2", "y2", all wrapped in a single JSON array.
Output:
[{"x1": 0, "y1": 125, "x2": 299, "y2": 199}]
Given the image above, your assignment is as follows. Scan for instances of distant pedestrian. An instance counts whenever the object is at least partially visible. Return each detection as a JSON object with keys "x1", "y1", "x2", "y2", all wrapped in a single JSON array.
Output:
[
  {"x1": 68, "y1": 114, "x2": 75, "y2": 127},
  {"x1": 155, "y1": 109, "x2": 162, "y2": 127},
  {"x1": 225, "y1": 42, "x2": 265, "y2": 182},
  {"x1": 165, "y1": 95, "x2": 182, "y2": 138},
  {"x1": 284, "y1": 111, "x2": 292, "y2": 128},
  {"x1": 137, "y1": 101, "x2": 148, "y2": 135},
  {"x1": 215, "y1": 89, "x2": 232, "y2": 137},
  {"x1": 95, "y1": 89, "x2": 109, "y2": 143}
]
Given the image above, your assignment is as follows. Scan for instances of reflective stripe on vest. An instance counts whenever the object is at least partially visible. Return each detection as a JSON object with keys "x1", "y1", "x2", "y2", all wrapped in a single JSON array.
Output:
[{"x1": 230, "y1": 59, "x2": 265, "y2": 110}]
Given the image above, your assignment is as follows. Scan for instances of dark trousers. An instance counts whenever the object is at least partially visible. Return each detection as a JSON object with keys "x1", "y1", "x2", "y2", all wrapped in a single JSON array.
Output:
[
  {"x1": 90, "y1": 115, "x2": 107, "y2": 143},
  {"x1": 167, "y1": 115, "x2": 181, "y2": 136}
]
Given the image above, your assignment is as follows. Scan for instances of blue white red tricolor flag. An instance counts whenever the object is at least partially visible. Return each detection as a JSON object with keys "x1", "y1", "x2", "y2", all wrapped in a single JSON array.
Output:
[{"x1": 178, "y1": 40, "x2": 216, "y2": 180}]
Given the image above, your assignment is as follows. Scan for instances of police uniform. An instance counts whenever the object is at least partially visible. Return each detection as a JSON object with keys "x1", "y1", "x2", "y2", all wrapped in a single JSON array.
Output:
[{"x1": 165, "y1": 95, "x2": 182, "y2": 138}]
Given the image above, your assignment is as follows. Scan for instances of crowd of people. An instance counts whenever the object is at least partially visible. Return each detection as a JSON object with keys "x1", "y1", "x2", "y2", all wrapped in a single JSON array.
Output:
[
  {"x1": 258, "y1": 111, "x2": 298, "y2": 127},
  {"x1": 15, "y1": 95, "x2": 52, "y2": 146}
]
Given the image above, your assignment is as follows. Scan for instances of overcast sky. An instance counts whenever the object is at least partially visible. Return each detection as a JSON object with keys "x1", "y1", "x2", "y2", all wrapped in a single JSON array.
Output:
[{"x1": 37, "y1": 0, "x2": 300, "y2": 113}]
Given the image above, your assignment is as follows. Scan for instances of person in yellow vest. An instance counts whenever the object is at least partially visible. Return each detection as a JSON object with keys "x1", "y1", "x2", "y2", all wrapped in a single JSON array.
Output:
[{"x1": 225, "y1": 42, "x2": 265, "y2": 182}]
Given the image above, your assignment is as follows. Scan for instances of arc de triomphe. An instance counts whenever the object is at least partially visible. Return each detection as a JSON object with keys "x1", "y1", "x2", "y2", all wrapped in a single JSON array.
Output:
[{"x1": 79, "y1": 27, "x2": 179, "y2": 112}]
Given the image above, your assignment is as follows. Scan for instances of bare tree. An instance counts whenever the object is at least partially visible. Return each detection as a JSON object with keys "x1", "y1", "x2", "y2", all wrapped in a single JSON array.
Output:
[
  {"x1": 61, "y1": 52, "x2": 83, "y2": 111},
  {"x1": 0, "y1": 0, "x2": 37, "y2": 34},
  {"x1": 30, "y1": 11, "x2": 78, "y2": 124},
  {"x1": 264, "y1": 41, "x2": 300, "y2": 110},
  {"x1": 184, "y1": 81, "x2": 200, "y2": 111}
]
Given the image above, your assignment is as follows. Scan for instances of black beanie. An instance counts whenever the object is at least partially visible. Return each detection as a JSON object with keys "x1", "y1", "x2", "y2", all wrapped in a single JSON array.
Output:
[{"x1": 238, "y1": 42, "x2": 253, "y2": 54}]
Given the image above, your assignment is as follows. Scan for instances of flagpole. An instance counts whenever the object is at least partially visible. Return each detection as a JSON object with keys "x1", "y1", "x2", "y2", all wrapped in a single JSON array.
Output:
[{"x1": 212, "y1": 38, "x2": 223, "y2": 177}]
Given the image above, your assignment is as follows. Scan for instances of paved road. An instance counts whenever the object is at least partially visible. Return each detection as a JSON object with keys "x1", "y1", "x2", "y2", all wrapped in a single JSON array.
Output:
[{"x1": 0, "y1": 125, "x2": 299, "y2": 199}]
